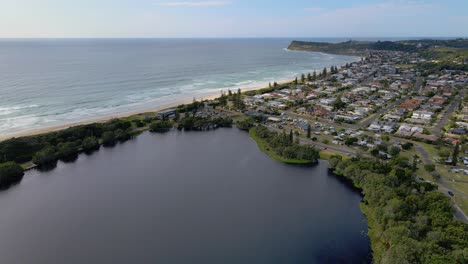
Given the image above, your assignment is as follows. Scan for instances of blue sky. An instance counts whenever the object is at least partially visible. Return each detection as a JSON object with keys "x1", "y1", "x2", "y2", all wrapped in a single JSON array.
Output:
[{"x1": 1, "y1": 0, "x2": 467, "y2": 38}]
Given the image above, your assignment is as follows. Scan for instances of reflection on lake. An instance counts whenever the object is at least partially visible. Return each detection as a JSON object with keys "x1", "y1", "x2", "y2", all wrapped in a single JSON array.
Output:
[{"x1": 0, "y1": 128, "x2": 370, "y2": 263}]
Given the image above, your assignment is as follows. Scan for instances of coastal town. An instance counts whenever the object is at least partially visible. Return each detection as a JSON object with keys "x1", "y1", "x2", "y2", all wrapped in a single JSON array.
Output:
[
  {"x1": 0, "y1": 39, "x2": 467, "y2": 263},
  {"x1": 170, "y1": 47, "x2": 468, "y2": 221}
]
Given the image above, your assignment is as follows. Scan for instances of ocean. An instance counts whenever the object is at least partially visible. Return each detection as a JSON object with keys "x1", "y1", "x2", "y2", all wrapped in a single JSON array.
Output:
[{"x1": 0, "y1": 38, "x2": 358, "y2": 135}]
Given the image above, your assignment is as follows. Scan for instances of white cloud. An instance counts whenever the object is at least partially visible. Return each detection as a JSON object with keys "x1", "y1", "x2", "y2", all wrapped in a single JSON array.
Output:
[{"x1": 156, "y1": 1, "x2": 231, "y2": 7}]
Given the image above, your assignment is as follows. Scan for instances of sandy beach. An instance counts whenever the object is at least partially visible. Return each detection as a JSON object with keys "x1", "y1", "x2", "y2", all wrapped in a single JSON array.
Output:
[{"x1": 0, "y1": 79, "x2": 294, "y2": 141}]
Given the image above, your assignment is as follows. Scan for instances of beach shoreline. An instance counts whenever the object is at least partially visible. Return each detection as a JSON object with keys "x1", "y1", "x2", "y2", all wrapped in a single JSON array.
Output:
[{"x1": 0, "y1": 79, "x2": 293, "y2": 141}]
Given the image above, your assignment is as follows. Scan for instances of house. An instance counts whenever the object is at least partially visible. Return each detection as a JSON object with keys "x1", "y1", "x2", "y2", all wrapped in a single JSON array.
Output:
[
  {"x1": 267, "y1": 117, "x2": 281, "y2": 122},
  {"x1": 297, "y1": 123, "x2": 310, "y2": 131},
  {"x1": 313, "y1": 108, "x2": 331, "y2": 118},
  {"x1": 412, "y1": 133, "x2": 438, "y2": 143},
  {"x1": 399, "y1": 99, "x2": 423, "y2": 111},
  {"x1": 411, "y1": 110, "x2": 433, "y2": 120},
  {"x1": 451, "y1": 128, "x2": 467, "y2": 135},
  {"x1": 157, "y1": 109, "x2": 177, "y2": 119}
]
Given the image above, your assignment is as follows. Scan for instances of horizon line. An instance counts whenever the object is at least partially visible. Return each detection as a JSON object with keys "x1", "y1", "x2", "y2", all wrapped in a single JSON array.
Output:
[{"x1": 0, "y1": 36, "x2": 466, "y2": 40}]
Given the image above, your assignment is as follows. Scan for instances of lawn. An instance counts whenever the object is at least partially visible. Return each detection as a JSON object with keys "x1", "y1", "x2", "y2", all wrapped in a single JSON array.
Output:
[
  {"x1": 320, "y1": 149, "x2": 350, "y2": 161},
  {"x1": 453, "y1": 195, "x2": 468, "y2": 218}
]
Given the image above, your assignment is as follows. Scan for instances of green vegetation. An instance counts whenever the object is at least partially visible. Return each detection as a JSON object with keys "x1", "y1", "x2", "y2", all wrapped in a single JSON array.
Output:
[
  {"x1": 0, "y1": 118, "x2": 135, "y2": 168},
  {"x1": 0, "y1": 162, "x2": 24, "y2": 187},
  {"x1": 177, "y1": 116, "x2": 233, "y2": 131},
  {"x1": 82, "y1": 136, "x2": 100, "y2": 152},
  {"x1": 101, "y1": 131, "x2": 116, "y2": 146},
  {"x1": 289, "y1": 39, "x2": 468, "y2": 72},
  {"x1": 32, "y1": 146, "x2": 57, "y2": 166},
  {"x1": 149, "y1": 120, "x2": 173, "y2": 133},
  {"x1": 328, "y1": 155, "x2": 468, "y2": 263},
  {"x1": 249, "y1": 126, "x2": 319, "y2": 164},
  {"x1": 288, "y1": 40, "x2": 420, "y2": 55},
  {"x1": 236, "y1": 117, "x2": 257, "y2": 131},
  {"x1": 424, "y1": 164, "x2": 436, "y2": 172}
]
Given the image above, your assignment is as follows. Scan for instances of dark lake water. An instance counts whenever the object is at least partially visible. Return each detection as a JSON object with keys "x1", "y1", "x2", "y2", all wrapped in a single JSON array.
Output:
[{"x1": 0, "y1": 128, "x2": 370, "y2": 263}]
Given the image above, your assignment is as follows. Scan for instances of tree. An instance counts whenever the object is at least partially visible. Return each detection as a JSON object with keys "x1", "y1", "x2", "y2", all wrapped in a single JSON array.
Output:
[
  {"x1": 345, "y1": 137, "x2": 358, "y2": 146},
  {"x1": 102, "y1": 131, "x2": 116, "y2": 146},
  {"x1": 312, "y1": 71, "x2": 317, "y2": 80},
  {"x1": 294, "y1": 77, "x2": 298, "y2": 85},
  {"x1": 150, "y1": 120, "x2": 172, "y2": 133},
  {"x1": 83, "y1": 137, "x2": 99, "y2": 152},
  {"x1": 412, "y1": 154, "x2": 419, "y2": 171},
  {"x1": 289, "y1": 130, "x2": 293, "y2": 143},
  {"x1": 438, "y1": 149, "x2": 451, "y2": 158},
  {"x1": 218, "y1": 93, "x2": 227, "y2": 107},
  {"x1": 307, "y1": 124, "x2": 311, "y2": 138},
  {"x1": 0, "y1": 162, "x2": 24, "y2": 187},
  {"x1": 115, "y1": 129, "x2": 131, "y2": 142},
  {"x1": 322, "y1": 67, "x2": 327, "y2": 76},
  {"x1": 32, "y1": 146, "x2": 57, "y2": 166},
  {"x1": 452, "y1": 143, "x2": 460, "y2": 166},
  {"x1": 401, "y1": 142, "x2": 413, "y2": 150},
  {"x1": 301, "y1": 73, "x2": 305, "y2": 83},
  {"x1": 307, "y1": 73, "x2": 312, "y2": 82},
  {"x1": 56, "y1": 142, "x2": 79, "y2": 160},
  {"x1": 332, "y1": 96, "x2": 346, "y2": 111},
  {"x1": 424, "y1": 164, "x2": 436, "y2": 172},
  {"x1": 389, "y1": 146, "x2": 401, "y2": 157}
]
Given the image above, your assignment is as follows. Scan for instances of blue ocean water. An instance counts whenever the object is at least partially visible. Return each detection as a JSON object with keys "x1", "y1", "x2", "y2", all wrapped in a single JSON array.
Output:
[{"x1": 0, "y1": 38, "x2": 358, "y2": 134}]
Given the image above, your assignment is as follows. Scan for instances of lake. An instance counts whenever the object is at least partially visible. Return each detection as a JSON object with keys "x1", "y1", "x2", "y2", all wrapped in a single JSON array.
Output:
[{"x1": 0, "y1": 128, "x2": 370, "y2": 263}]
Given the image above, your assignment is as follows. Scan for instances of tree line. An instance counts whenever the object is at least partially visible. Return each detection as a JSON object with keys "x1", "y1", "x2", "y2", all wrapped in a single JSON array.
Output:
[
  {"x1": 328, "y1": 155, "x2": 468, "y2": 263},
  {"x1": 251, "y1": 126, "x2": 319, "y2": 163}
]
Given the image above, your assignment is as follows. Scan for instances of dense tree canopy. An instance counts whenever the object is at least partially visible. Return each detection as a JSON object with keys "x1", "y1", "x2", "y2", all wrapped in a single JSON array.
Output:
[
  {"x1": 328, "y1": 155, "x2": 468, "y2": 263},
  {"x1": 0, "y1": 162, "x2": 24, "y2": 187}
]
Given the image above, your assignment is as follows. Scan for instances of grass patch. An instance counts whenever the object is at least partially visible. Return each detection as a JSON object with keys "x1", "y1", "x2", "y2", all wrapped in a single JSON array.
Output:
[
  {"x1": 454, "y1": 195, "x2": 468, "y2": 217},
  {"x1": 395, "y1": 64, "x2": 415, "y2": 69},
  {"x1": 320, "y1": 149, "x2": 350, "y2": 161},
  {"x1": 20, "y1": 161, "x2": 36, "y2": 170}
]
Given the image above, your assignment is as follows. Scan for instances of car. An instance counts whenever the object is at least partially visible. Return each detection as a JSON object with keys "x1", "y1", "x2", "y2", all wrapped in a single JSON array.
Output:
[{"x1": 448, "y1": 191, "x2": 454, "y2": 197}]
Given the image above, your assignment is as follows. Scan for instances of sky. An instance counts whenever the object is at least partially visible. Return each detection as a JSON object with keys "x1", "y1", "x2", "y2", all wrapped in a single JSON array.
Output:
[{"x1": 0, "y1": 0, "x2": 467, "y2": 38}]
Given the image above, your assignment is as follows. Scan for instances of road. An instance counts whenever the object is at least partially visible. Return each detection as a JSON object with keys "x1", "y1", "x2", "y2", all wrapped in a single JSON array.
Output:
[
  {"x1": 359, "y1": 98, "x2": 404, "y2": 129},
  {"x1": 358, "y1": 77, "x2": 424, "y2": 129},
  {"x1": 267, "y1": 126, "x2": 357, "y2": 157},
  {"x1": 413, "y1": 77, "x2": 424, "y2": 93},
  {"x1": 414, "y1": 143, "x2": 468, "y2": 223},
  {"x1": 430, "y1": 89, "x2": 466, "y2": 136}
]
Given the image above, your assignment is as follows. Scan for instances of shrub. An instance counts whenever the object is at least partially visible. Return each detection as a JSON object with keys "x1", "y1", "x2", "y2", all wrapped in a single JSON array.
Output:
[
  {"x1": 101, "y1": 131, "x2": 116, "y2": 146},
  {"x1": 82, "y1": 137, "x2": 100, "y2": 151},
  {"x1": 115, "y1": 129, "x2": 131, "y2": 142},
  {"x1": 0, "y1": 162, "x2": 24, "y2": 187},
  {"x1": 424, "y1": 164, "x2": 436, "y2": 172},
  {"x1": 33, "y1": 146, "x2": 57, "y2": 166},
  {"x1": 149, "y1": 120, "x2": 173, "y2": 133},
  {"x1": 56, "y1": 142, "x2": 79, "y2": 160}
]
